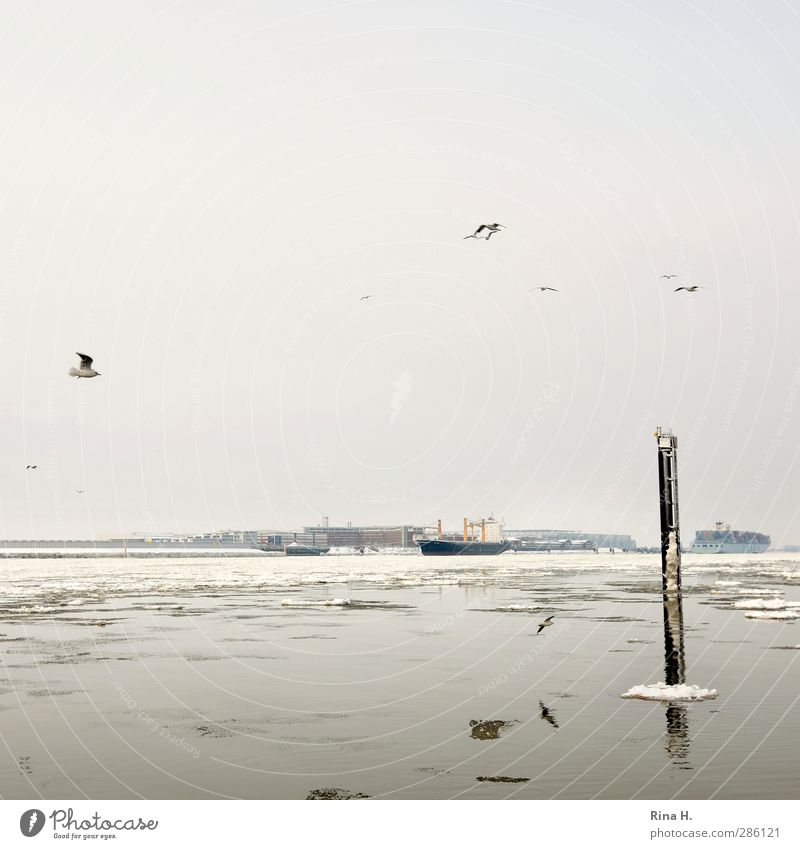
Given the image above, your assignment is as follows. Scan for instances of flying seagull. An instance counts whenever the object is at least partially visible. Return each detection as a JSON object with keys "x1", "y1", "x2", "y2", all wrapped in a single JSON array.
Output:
[
  {"x1": 75, "y1": 490, "x2": 85, "y2": 494},
  {"x1": 360, "y1": 295, "x2": 371, "y2": 301},
  {"x1": 659, "y1": 274, "x2": 678, "y2": 279},
  {"x1": 26, "y1": 465, "x2": 38, "y2": 470},
  {"x1": 464, "y1": 223, "x2": 504, "y2": 240},
  {"x1": 674, "y1": 285, "x2": 702, "y2": 293},
  {"x1": 69, "y1": 353, "x2": 101, "y2": 378},
  {"x1": 536, "y1": 615, "x2": 555, "y2": 635},
  {"x1": 531, "y1": 286, "x2": 559, "y2": 292},
  {"x1": 539, "y1": 701, "x2": 559, "y2": 729}
]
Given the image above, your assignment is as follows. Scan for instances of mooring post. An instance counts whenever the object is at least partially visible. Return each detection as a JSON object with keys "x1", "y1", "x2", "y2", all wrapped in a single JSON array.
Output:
[{"x1": 655, "y1": 426, "x2": 681, "y2": 594}]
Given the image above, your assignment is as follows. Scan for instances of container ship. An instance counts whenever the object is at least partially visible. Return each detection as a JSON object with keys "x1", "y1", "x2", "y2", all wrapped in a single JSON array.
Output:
[
  {"x1": 690, "y1": 522, "x2": 770, "y2": 554},
  {"x1": 417, "y1": 517, "x2": 510, "y2": 556}
]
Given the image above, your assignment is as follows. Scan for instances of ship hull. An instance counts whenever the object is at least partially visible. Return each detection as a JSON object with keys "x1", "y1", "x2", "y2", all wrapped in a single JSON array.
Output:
[
  {"x1": 284, "y1": 544, "x2": 330, "y2": 556},
  {"x1": 417, "y1": 539, "x2": 510, "y2": 556},
  {"x1": 690, "y1": 542, "x2": 770, "y2": 554}
]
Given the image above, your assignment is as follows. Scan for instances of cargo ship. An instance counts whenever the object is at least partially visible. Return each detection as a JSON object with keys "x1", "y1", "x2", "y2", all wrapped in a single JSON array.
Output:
[
  {"x1": 284, "y1": 542, "x2": 330, "y2": 556},
  {"x1": 690, "y1": 522, "x2": 770, "y2": 554},
  {"x1": 417, "y1": 517, "x2": 510, "y2": 556},
  {"x1": 418, "y1": 539, "x2": 511, "y2": 556}
]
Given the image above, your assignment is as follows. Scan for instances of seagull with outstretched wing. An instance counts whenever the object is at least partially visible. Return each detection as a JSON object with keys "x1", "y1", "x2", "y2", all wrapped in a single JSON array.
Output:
[
  {"x1": 536, "y1": 615, "x2": 555, "y2": 635},
  {"x1": 464, "y1": 223, "x2": 504, "y2": 240},
  {"x1": 69, "y1": 352, "x2": 101, "y2": 378}
]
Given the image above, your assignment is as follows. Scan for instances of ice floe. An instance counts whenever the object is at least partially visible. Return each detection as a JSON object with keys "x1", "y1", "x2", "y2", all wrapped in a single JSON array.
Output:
[
  {"x1": 737, "y1": 588, "x2": 783, "y2": 595},
  {"x1": 280, "y1": 598, "x2": 352, "y2": 607},
  {"x1": 744, "y1": 610, "x2": 800, "y2": 620},
  {"x1": 733, "y1": 598, "x2": 800, "y2": 610},
  {"x1": 621, "y1": 682, "x2": 718, "y2": 701}
]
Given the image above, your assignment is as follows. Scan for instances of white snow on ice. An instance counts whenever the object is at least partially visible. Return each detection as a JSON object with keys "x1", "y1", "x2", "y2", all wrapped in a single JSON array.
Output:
[
  {"x1": 621, "y1": 682, "x2": 718, "y2": 701},
  {"x1": 744, "y1": 610, "x2": 800, "y2": 620},
  {"x1": 733, "y1": 598, "x2": 800, "y2": 610}
]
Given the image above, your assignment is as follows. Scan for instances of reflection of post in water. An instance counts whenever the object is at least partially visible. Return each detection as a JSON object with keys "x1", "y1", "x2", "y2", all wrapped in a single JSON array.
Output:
[
  {"x1": 663, "y1": 586, "x2": 690, "y2": 766},
  {"x1": 655, "y1": 427, "x2": 690, "y2": 767}
]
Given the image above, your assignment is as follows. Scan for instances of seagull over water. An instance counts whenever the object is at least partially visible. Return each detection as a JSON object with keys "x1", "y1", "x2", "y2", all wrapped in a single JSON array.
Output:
[
  {"x1": 69, "y1": 352, "x2": 101, "y2": 378},
  {"x1": 360, "y1": 295, "x2": 372, "y2": 301},
  {"x1": 531, "y1": 286, "x2": 559, "y2": 292},
  {"x1": 536, "y1": 615, "x2": 555, "y2": 635},
  {"x1": 26, "y1": 465, "x2": 38, "y2": 470},
  {"x1": 674, "y1": 285, "x2": 703, "y2": 293},
  {"x1": 660, "y1": 274, "x2": 678, "y2": 279},
  {"x1": 464, "y1": 223, "x2": 504, "y2": 240}
]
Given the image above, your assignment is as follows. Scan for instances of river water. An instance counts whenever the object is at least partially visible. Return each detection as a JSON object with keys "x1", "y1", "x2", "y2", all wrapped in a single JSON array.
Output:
[{"x1": 0, "y1": 552, "x2": 798, "y2": 799}]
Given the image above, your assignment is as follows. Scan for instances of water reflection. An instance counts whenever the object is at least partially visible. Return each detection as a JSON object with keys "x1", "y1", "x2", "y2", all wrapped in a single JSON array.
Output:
[{"x1": 662, "y1": 588, "x2": 691, "y2": 768}]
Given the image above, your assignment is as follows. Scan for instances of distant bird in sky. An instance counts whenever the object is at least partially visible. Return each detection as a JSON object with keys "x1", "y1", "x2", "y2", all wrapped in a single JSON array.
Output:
[
  {"x1": 674, "y1": 285, "x2": 702, "y2": 293},
  {"x1": 536, "y1": 615, "x2": 555, "y2": 635},
  {"x1": 660, "y1": 274, "x2": 678, "y2": 279},
  {"x1": 69, "y1": 353, "x2": 101, "y2": 378},
  {"x1": 464, "y1": 223, "x2": 504, "y2": 240},
  {"x1": 360, "y1": 295, "x2": 371, "y2": 301},
  {"x1": 75, "y1": 490, "x2": 85, "y2": 494},
  {"x1": 531, "y1": 286, "x2": 559, "y2": 292},
  {"x1": 26, "y1": 465, "x2": 38, "y2": 470},
  {"x1": 539, "y1": 701, "x2": 559, "y2": 729}
]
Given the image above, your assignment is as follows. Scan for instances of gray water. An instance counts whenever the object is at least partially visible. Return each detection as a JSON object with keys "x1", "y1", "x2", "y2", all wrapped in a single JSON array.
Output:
[{"x1": 0, "y1": 552, "x2": 798, "y2": 799}]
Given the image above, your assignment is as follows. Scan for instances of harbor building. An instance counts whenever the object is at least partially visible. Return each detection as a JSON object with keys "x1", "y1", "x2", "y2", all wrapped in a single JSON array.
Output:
[{"x1": 504, "y1": 529, "x2": 637, "y2": 549}]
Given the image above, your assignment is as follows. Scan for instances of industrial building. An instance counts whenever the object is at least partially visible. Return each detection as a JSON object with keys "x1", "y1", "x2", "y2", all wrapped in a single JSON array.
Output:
[{"x1": 504, "y1": 529, "x2": 637, "y2": 549}]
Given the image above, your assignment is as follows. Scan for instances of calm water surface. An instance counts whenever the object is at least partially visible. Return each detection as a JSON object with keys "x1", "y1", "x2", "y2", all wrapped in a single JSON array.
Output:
[{"x1": 0, "y1": 552, "x2": 798, "y2": 799}]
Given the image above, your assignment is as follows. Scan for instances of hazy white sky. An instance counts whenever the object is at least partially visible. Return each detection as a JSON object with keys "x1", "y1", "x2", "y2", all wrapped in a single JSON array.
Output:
[{"x1": 1, "y1": 0, "x2": 799, "y2": 544}]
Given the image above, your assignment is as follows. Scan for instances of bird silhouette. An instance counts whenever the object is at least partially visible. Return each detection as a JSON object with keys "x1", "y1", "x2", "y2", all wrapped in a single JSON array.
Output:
[
  {"x1": 360, "y1": 295, "x2": 372, "y2": 301},
  {"x1": 464, "y1": 223, "x2": 504, "y2": 240},
  {"x1": 660, "y1": 274, "x2": 678, "y2": 279},
  {"x1": 539, "y1": 701, "x2": 559, "y2": 729},
  {"x1": 531, "y1": 287, "x2": 559, "y2": 292},
  {"x1": 674, "y1": 285, "x2": 702, "y2": 293},
  {"x1": 26, "y1": 465, "x2": 38, "y2": 470}
]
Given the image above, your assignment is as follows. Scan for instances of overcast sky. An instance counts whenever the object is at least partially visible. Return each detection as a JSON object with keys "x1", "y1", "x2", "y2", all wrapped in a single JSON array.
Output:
[{"x1": 1, "y1": 0, "x2": 799, "y2": 545}]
